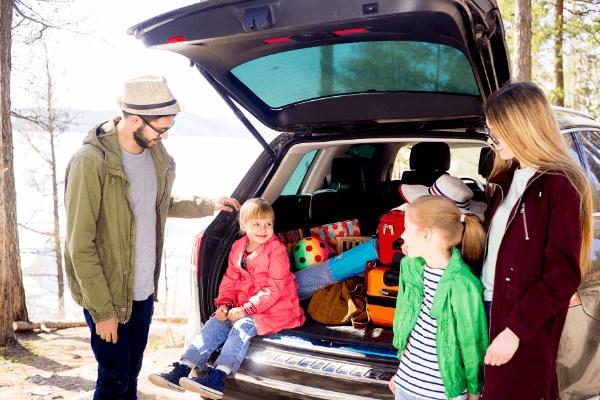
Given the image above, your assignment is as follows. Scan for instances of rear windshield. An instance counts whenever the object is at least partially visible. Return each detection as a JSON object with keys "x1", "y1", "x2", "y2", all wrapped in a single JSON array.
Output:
[{"x1": 231, "y1": 41, "x2": 480, "y2": 108}]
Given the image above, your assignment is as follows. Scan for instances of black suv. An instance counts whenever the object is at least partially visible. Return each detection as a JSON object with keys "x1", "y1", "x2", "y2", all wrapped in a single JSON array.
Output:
[{"x1": 129, "y1": 1, "x2": 600, "y2": 399}]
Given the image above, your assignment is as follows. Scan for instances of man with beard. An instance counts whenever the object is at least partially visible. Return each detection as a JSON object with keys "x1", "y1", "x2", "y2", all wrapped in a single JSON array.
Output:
[{"x1": 64, "y1": 75, "x2": 240, "y2": 400}]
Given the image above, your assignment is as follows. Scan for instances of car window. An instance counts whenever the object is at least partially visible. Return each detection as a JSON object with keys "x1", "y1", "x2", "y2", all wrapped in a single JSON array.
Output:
[
  {"x1": 231, "y1": 41, "x2": 480, "y2": 108},
  {"x1": 563, "y1": 133, "x2": 580, "y2": 165},
  {"x1": 572, "y1": 130, "x2": 600, "y2": 286},
  {"x1": 392, "y1": 147, "x2": 410, "y2": 180},
  {"x1": 281, "y1": 150, "x2": 318, "y2": 195},
  {"x1": 574, "y1": 130, "x2": 600, "y2": 211},
  {"x1": 391, "y1": 145, "x2": 482, "y2": 181},
  {"x1": 449, "y1": 147, "x2": 483, "y2": 181},
  {"x1": 343, "y1": 144, "x2": 376, "y2": 159}
]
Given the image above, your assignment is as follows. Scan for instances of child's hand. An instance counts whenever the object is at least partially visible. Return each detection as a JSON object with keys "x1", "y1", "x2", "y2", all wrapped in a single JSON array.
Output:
[
  {"x1": 215, "y1": 305, "x2": 229, "y2": 322},
  {"x1": 484, "y1": 327, "x2": 520, "y2": 366},
  {"x1": 401, "y1": 243, "x2": 409, "y2": 256},
  {"x1": 227, "y1": 307, "x2": 245, "y2": 323},
  {"x1": 467, "y1": 392, "x2": 480, "y2": 400},
  {"x1": 388, "y1": 378, "x2": 396, "y2": 395}
]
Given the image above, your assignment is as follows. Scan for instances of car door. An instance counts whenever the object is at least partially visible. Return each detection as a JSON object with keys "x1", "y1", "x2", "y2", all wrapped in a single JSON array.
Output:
[
  {"x1": 128, "y1": 0, "x2": 510, "y2": 135},
  {"x1": 557, "y1": 128, "x2": 600, "y2": 400}
]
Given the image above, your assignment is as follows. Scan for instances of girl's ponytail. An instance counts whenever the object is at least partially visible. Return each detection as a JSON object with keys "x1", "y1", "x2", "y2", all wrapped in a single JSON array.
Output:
[{"x1": 460, "y1": 214, "x2": 486, "y2": 271}]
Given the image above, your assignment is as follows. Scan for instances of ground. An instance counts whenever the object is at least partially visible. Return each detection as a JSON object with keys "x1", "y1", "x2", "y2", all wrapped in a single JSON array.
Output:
[{"x1": 0, "y1": 319, "x2": 193, "y2": 400}]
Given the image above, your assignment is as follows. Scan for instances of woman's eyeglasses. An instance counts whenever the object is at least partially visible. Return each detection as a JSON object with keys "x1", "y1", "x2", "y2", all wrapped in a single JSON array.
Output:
[{"x1": 484, "y1": 126, "x2": 500, "y2": 147}]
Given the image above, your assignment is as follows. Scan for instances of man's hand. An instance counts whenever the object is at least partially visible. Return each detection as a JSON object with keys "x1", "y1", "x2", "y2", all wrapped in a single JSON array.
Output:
[
  {"x1": 227, "y1": 307, "x2": 245, "y2": 323},
  {"x1": 484, "y1": 327, "x2": 520, "y2": 366},
  {"x1": 215, "y1": 305, "x2": 229, "y2": 322},
  {"x1": 214, "y1": 197, "x2": 240, "y2": 213},
  {"x1": 96, "y1": 317, "x2": 119, "y2": 344}
]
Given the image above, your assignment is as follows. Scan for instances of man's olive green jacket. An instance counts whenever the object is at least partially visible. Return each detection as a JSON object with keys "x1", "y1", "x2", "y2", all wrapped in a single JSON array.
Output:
[{"x1": 65, "y1": 119, "x2": 215, "y2": 324}]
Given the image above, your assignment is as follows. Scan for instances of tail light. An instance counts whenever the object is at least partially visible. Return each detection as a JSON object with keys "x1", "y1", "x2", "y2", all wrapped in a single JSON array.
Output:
[
  {"x1": 191, "y1": 233, "x2": 204, "y2": 278},
  {"x1": 167, "y1": 36, "x2": 186, "y2": 44}
]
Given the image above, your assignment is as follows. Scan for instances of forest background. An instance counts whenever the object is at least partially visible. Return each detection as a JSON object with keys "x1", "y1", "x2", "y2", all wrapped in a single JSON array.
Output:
[{"x1": 0, "y1": 0, "x2": 599, "y2": 345}]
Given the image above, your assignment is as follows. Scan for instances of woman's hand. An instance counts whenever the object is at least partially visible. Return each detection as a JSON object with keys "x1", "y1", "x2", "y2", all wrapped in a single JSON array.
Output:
[
  {"x1": 484, "y1": 327, "x2": 520, "y2": 366},
  {"x1": 227, "y1": 307, "x2": 245, "y2": 323},
  {"x1": 388, "y1": 378, "x2": 396, "y2": 395},
  {"x1": 215, "y1": 305, "x2": 230, "y2": 322}
]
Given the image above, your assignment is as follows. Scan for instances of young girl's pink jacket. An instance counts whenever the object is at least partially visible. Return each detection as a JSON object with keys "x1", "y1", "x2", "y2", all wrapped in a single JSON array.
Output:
[{"x1": 214, "y1": 235, "x2": 306, "y2": 335}]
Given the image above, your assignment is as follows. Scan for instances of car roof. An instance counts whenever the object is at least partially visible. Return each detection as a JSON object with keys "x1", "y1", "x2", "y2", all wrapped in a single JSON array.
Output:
[
  {"x1": 555, "y1": 108, "x2": 600, "y2": 131},
  {"x1": 129, "y1": 0, "x2": 510, "y2": 135}
]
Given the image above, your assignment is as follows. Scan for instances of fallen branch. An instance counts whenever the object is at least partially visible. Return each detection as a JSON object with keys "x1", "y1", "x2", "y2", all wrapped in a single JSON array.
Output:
[
  {"x1": 13, "y1": 316, "x2": 187, "y2": 332},
  {"x1": 152, "y1": 316, "x2": 188, "y2": 324},
  {"x1": 13, "y1": 320, "x2": 87, "y2": 332}
]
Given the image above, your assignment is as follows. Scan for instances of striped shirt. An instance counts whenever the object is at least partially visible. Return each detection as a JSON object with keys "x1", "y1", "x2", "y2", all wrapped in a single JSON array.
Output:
[{"x1": 394, "y1": 267, "x2": 467, "y2": 400}]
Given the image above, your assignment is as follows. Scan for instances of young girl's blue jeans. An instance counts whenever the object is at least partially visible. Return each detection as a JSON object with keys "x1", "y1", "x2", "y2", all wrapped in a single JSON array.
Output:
[{"x1": 182, "y1": 315, "x2": 257, "y2": 375}]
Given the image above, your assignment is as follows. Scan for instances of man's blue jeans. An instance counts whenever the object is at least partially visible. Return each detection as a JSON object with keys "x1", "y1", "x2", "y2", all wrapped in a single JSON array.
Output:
[
  {"x1": 182, "y1": 315, "x2": 257, "y2": 375},
  {"x1": 83, "y1": 295, "x2": 153, "y2": 400}
]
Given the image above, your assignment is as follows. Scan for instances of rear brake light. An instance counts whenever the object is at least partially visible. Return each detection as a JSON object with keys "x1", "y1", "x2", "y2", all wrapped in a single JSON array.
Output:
[
  {"x1": 263, "y1": 37, "x2": 291, "y2": 44},
  {"x1": 332, "y1": 28, "x2": 368, "y2": 36},
  {"x1": 167, "y1": 36, "x2": 186, "y2": 44},
  {"x1": 191, "y1": 233, "x2": 204, "y2": 278}
]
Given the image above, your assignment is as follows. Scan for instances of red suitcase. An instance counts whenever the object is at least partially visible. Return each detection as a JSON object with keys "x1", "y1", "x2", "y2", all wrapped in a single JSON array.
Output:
[{"x1": 378, "y1": 209, "x2": 405, "y2": 266}]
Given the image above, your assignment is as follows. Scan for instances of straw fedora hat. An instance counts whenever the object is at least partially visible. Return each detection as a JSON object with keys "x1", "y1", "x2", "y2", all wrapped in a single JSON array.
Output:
[
  {"x1": 399, "y1": 174, "x2": 486, "y2": 220},
  {"x1": 117, "y1": 75, "x2": 181, "y2": 116}
]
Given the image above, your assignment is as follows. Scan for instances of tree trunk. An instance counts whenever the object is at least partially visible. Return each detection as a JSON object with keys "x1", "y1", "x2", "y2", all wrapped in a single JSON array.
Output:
[
  {"x1": 554, "y1": 0, "x2": 565, "y2": 107},
  {"x1": 0, "y1": 0, "x2": 17, "y2": 345},
  {"x1": 1, "y1": 0, "x2": 27, "y2": 325},
  {"x1": 514, "y1": 0, "x2": 532, "y2": 81},
  {"x1": 44, "y1": 54, "x2": 65, "y2": 318}
]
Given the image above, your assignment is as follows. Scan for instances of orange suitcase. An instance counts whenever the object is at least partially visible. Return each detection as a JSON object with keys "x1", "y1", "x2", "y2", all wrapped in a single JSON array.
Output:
[{"x1": 365, "y1": 261, "x2": 399, "y2": 327}]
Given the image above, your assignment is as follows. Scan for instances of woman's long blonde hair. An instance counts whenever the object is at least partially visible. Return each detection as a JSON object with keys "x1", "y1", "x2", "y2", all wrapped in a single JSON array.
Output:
[
  {"x1": 407, "y1": 196, "x2": 486, "y2": 271},
  {"x1": 484, "y1": 81, "x2": 593, "y2": 276}
]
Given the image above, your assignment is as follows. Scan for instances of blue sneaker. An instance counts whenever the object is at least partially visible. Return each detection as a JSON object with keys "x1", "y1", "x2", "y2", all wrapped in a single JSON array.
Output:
[
  {"x1": 148, "y1": 362, "x2": 191, "y2": 392},
  {"x1": 179, "y1": 368, "x2": 227, "y2": 399}
]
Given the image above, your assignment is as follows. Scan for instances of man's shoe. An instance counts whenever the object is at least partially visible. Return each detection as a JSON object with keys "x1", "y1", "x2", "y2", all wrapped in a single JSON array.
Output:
[
  {"x1": 148, "y1": 362, "x2": 192, "y2": 392},
  {"x1": 179, "y1": 368, "x2": 227, "y2": 399}
]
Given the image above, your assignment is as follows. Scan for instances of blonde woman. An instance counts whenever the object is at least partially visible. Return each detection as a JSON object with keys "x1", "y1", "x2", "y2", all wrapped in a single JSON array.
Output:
[{"x1": 480, "y1": 82, "x2": 593, "y2": 400}]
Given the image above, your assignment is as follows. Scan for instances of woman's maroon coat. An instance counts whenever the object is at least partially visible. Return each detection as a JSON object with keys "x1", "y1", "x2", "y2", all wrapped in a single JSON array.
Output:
[{"x1": 481, "y1": 165, "x2": 582, "y2": 400}]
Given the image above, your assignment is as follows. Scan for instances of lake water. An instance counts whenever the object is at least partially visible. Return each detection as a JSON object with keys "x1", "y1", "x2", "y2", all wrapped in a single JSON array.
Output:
[{"x1": 14, "y1": 131, "x2": 265, "y2": 321}]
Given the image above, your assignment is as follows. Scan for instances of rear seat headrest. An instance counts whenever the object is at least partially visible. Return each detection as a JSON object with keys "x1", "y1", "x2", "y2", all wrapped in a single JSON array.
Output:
[
  {"x1": 331, "y1": 157, "x2": 372, "y2": 190},
  {"x1": 409, "y1": 142, "x2": 450, "y2": 171},
  {"x1": 478, "y1": 147, "x2": 495, "y2": 179}
]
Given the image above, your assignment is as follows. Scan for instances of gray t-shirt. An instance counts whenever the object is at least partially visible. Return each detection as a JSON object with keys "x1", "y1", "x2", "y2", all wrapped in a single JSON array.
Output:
[
  {"x1": 481, "y1": 166, "x2": 537, "y2": 301},
  {"x1": 121, "y1": 148, "x2": 158, "y2": 301}
]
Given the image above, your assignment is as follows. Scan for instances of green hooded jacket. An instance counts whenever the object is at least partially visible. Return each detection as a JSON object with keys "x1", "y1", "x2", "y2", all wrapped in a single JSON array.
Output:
[
  {"x1": 64, "y1": 118, "x2": 216, "y2": 324},
  {"x1": 392, "y1": 248, "x2": 488, "y2": 398}
]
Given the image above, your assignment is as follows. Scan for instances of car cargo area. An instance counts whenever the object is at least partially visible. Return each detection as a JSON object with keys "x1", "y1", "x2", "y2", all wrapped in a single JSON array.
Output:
[
  {"x1": 204, "y1": 138, "x2": 489, "y2": 398},
  {"x1": 260, "y1": 139, "x2": 490, "y2": 326}
]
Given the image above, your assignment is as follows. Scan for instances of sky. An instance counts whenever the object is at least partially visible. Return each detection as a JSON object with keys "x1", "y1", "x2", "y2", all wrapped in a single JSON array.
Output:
[{"x1": 12, "y1": 0, "x2": 234, "y2": 118}]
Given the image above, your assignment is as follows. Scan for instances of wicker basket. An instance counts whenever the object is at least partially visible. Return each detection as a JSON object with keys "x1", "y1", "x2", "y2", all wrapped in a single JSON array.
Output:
[{"x1": 335, "y1": 236, "x2": 372, "y2": 254}]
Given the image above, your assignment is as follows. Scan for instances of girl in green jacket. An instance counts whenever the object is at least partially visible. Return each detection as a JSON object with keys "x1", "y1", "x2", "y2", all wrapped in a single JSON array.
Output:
[{"x1": 390, "y1": 195, "x2": 488, "y2": 400}]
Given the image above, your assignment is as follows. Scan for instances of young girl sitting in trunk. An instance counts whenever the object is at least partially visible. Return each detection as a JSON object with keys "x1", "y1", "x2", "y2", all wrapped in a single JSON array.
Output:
[
  {"x1": 389, "y1": 195, "x2": 488, "y2": 400},
  {"x1": 149, "y1": 198, "x2": 305, "y2": 399}
]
